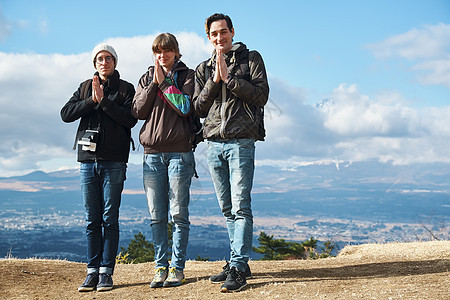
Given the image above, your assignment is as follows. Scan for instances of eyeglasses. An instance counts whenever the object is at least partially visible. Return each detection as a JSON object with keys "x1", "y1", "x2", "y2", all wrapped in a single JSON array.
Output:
[{"x1": 96, "y1": 56, "x2": 114, "y2": 64}]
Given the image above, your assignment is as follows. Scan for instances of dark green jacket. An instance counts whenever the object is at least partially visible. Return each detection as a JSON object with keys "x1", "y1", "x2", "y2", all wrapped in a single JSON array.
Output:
[{"x1": 194, "y1": 42, "x2": 269, "y2": 141}]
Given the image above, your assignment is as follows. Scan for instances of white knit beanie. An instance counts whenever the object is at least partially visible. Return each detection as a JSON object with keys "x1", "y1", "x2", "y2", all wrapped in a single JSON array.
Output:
[{"x1": 92, "y1": 43, "x2": 118, "y2": 68}]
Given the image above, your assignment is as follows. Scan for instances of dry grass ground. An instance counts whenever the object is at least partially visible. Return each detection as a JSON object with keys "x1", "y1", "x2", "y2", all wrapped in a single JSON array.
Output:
[{"x1": 0, "y1": 241, "x2": 449, "y2": 299}]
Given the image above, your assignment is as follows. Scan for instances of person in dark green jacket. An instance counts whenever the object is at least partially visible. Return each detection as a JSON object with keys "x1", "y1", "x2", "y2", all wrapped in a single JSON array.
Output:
[{"x1": 194, "y1": 13, "x2": 269, "y2": 293}]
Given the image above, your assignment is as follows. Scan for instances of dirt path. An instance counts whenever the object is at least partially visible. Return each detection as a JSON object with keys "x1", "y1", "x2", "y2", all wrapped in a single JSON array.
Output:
[{"x1": 1, "y1": 241, "x2": 449, "y2": 299}]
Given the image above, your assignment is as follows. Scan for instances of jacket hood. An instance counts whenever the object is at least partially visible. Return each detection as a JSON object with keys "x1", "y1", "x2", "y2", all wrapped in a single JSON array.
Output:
[
  {"x1": 211, "y1": 42, "x2": 247, "y2": 55},
  {"x1": 208, "y1": 42, "x2": 247, "y2": 67}
]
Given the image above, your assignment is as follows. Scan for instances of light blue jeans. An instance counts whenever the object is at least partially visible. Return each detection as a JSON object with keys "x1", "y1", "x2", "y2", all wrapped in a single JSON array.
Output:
[
  {"x1": 206, "y1": 139, "x2": 255, "y2": 272},
  {"x1": 80, "y1": 161, "x2": 126, "y2": 276},
  {"x1": 143, "y1": 152, "x2": 195, "y2": 270}
]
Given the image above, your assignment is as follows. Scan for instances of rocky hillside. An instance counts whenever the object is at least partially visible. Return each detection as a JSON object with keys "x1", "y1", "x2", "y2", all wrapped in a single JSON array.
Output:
[{"x1": 1, "y1": 241, "x2": 449, "y2": 299}]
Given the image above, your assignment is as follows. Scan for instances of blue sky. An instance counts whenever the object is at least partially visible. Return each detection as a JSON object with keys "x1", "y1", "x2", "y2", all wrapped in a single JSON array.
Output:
[{"x1": 1, "y1": 0, "x2": 450, "y2": 176}]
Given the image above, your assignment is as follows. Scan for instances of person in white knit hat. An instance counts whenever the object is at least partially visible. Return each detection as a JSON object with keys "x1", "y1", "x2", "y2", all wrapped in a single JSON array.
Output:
[{"x1": 61, "y1": 43, "x2": 137, "y2": 292}]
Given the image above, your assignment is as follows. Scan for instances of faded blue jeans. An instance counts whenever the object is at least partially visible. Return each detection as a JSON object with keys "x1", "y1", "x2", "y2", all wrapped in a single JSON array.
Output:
[
  {"x1": 206, "y1": 139, "x2": 255, "y2": 272},
  {"x1": 80, "y1": 161, "x2": 126, "y2": 276},
  {"x1": 143, "y1": 151, "x2": 195, "y2": 270}
]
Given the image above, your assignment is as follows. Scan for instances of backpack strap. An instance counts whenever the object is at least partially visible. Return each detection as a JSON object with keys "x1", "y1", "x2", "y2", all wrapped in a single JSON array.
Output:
[
  {"x1": 72, "y1": 79, "x2": 92, "y2": 150},
  {"x1": 117, "y1": 79, "x2": 136, "y2": 151},
  {"x1": 239, "y1": 49, "x2": 250, "y2": 81},
  {"x1": 205, "y1": 58, "x2": 212, "y2": 82},
  {"x1": 176, "y1": 68, "x2": 188, "y2": 88},
  {"x1": 80, "y1": 79, "x2": 92, "y2": 99},
  {"x1": 118, "y1": 79, "x2": 128, "y2": 101}
]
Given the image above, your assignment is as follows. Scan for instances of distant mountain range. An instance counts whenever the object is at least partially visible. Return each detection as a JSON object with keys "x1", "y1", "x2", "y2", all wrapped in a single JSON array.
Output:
[
  {"x1": 1, "y1": 159, "x2": 449, "y2": 223},
  {"x1": 0, "y1": 160, "x2": 448, "y2": 260}
]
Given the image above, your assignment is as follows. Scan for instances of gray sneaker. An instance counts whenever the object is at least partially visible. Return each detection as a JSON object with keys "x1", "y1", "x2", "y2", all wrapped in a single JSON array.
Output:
[
  {"x1": 210, "y1": 262, "x2": 252, "y2": 283},
  {"x1": 150, "y1": 267, "x2": 168, "y2": 288},
  {"x1": 78, "y1": 273, "x2": 99, "y2": 292},
  {"x1": 163, "y1": 267, "x2": 185, "y2": 287},
  {"x1": 96, "y1": 273, "x2": 113, "y2": 292}
]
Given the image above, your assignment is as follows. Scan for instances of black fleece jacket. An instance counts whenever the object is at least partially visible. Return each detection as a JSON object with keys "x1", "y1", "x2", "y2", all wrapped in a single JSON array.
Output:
[{"x1": 61, "y1": 70, "x2": 137, "y2": 162}]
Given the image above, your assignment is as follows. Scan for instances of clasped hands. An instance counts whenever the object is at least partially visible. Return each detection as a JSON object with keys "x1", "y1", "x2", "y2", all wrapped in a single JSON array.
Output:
[
  {"x1": 92, "y1": 75, "x2": 104, "y2": 103},
  {"x1": 153, "y1": 59, "x2": 165, "y2": 85},
  {"x1": 213, "y1": 49, "x2": 230, "y2": 84}
]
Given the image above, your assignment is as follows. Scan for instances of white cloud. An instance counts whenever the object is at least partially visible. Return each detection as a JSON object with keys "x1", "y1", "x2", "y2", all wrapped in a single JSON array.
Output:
[
  {"x1": 366, "y1": 23, "x2": 450, "y2": 89},
  {"x1": 0, "y1": 32, "x2": 211, "y2": 177},
  {"x1": 0, "y1": 51, "x2": 90, "y2": 176},
  {"x1": 315, "y1": 84, "x2": 450, "y2": 165},
  {"x1": 1, "y1": 31, "x2": 450, "y2": 177},
  {"x1": 320, "y1": 84, "x2": 418, "y2": 137},
  {"x1": 257, "y1": 79, "x2": 450, "y2": 168},
  {"x1": 367, "y1": 23, "x2": 450, "y2": 60},
  {"x1": 257, "y1": 76, "x2": 337, "y2": 159},
  {"x1": 413, "y1": 55, "x2": 450, "y2": 88}
]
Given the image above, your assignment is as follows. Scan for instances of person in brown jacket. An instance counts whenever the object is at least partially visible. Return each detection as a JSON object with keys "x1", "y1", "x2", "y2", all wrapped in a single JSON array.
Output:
[{"x1": 132, "y1": 33, "x2": 195, "y2": 288}]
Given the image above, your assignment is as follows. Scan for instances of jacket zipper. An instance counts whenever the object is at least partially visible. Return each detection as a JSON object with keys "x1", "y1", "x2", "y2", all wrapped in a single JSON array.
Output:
[
  {"x1": 243, "y1": 103, "x2": 255, "y2": 122},
  {"x1": 219, "y1": 83, "x2": 227, "y2": 139}
]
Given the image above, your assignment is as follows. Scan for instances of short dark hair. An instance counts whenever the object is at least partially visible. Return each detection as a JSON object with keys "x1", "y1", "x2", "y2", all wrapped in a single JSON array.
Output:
[
  {"x1": 205, "y1": 13, "x2": 233, "y2": 36},
  {"x1": 152, "y1": 33, "x2": 182, "y2": 60}
]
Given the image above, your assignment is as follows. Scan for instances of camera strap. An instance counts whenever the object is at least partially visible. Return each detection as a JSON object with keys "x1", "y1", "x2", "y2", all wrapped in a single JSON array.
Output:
[{"x1": 72, "y1": 114, "x2": 102, "y2": 150}]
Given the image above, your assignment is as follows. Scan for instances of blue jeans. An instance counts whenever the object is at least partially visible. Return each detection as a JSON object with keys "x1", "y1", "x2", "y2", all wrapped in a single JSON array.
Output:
[
  {"x1": 143, "y1": 152, "x2": 195, "y2": 270},
  {"x1": 80, "y1": 161, "x2": 126, "y2": 276},
  {"x1": 206, "y1": 139, "x2": 255, "y2": 272}
]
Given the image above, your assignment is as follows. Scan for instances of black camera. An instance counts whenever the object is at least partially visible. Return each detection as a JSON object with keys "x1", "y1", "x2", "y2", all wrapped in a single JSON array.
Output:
[{"x1": 78, "y1": 130, "x2": 99, "y2": 152}]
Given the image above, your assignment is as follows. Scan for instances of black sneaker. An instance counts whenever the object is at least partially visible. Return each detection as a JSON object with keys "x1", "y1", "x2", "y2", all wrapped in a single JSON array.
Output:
[
  {"x1": 210, "y1": 261, "x2": 230, "y2": 283},
  {"x1": 220, "y1": 266, "x2": 247, "y2": 293},
  {"x1": 78, "y1": 273, "x2": 99, "y2": 292},
  {"x1": 210, "y1": 262, "x2": 252, "y2": 283},
  {"x1": 243, "y1": 264, "x2": 252, "y2": 279},
  {"x1": 96, "y1": 273, "x2": 113, "y2": 292}
]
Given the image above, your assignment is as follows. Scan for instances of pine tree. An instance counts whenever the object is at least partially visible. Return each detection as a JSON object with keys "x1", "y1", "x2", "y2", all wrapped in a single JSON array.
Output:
[
  {"x1": 117, "y1": 223, "x2": 175, "y2": 264},
  {"x1": 118, "y1": 232, "x2": 155, "y2": 264},
  {"x1": 252, "y1": 232, "x2": 334, "y2": 260},
  {"x1": 194, "y1": 255, "x2": 210, "y2": 261},
  {"x1": 317, "y1": 240, "x2": 336, "y2": 259},
  {"x1": 252, "y1": 231, "x2": 293, "y2": 260},
  {"x1": 286, "y1": 240, "x2": 306, "y2": 259},
  {"x1": 302, "y1": 236, "x2": 318, "y2": 259}
]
